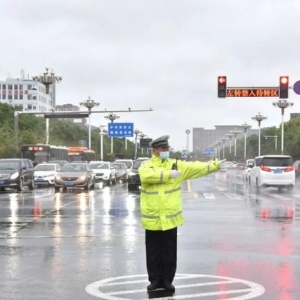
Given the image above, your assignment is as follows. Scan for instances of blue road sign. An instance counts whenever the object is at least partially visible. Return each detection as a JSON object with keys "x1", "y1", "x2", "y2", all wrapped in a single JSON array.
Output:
[
  {"x1": 108, "y1": 123, "x2": 134, "y2": 137},
  {"x1": 181, "y1": 150, "x2": 188, "y2": 159},
  {"x1": 293, "y1": 81, "x2": 300, "y2": 95},
  {"x1": 203, "y1": 147, "x2": 215, "y2": 155}
]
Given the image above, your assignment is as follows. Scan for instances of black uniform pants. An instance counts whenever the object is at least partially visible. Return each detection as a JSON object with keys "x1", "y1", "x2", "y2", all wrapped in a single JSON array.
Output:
[{"x1": 145, "y1": 227, "x2": 177, "y2": 284}]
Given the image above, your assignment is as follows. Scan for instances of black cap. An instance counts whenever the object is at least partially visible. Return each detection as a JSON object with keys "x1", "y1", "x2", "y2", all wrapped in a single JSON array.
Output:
[{"x1": 149, "y1": 135, "x2": 170, "y2": 148}]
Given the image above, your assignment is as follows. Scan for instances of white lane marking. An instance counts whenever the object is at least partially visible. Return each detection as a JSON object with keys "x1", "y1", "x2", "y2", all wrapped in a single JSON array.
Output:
[
  {"x1": 224, "y1": 194, "x2": 242, "y2": 200},
  {"x1": 85, "y1": 273, "x2": 265, "y2": 300},
  {"x1": 203, "y1": 193, "x2": 216, "y2": 199},
  {"x1": 215, "y1": 187, "x2": 228, "y2": 191}
]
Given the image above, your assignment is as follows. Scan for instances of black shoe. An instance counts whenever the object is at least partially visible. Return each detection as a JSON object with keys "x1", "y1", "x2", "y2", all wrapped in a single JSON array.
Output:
[
  {"x1": 162, "y1": 280, "x2": 175, "y2": 292},
  {"x1": 147, "y1": 281, "x2": 160, "y2": 291}
]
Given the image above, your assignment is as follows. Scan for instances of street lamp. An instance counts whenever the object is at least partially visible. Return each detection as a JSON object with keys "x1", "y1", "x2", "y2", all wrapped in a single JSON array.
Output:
[
  {"x1": 214, "y1": 140, "x2": 222, "y2": 159},
  {"x1": 240, "y1": 122, "x2": 252, "y2": 161},
  {"x1": 251, "y1": 112, "x2": 267, "y2": 156},
  {"x1": 32, "y1": 67, "x2": 62, "y2": 144},
  {"x1": 211, "y1": 142, "x2": 217, "y2": 159},
  {"x1": 219, "y1": 137, "x2": 228, "y2": 159},
  {"x1": 139, "y1": 132, "x2": 146, "y2": 155},
  {"x1": 225, "y1": 133, "x2": 234, "y2": 154},
  {"x1": 272, "y1": 100, "x2": 294, "y2": 155},
  {"x1": 134, "y1": 129, "x2": 141, "y2": 160},
  {"x1": 105, "y1": 113, "x2": 120, "y2": 154},
  {"x1": 32, "y1": 67, "x2": 62, "y2": 94},
  {"x1": 230, "y1": 128, "x2": 241, "y2": 158},
  {"x1": 99, "y1": 125, "x2": 107, "y2": 160},
  {"x1": 80, "y1": 97, "x2": 100, "y2": 150},
  {"x1": 185, "y1": 129, "x2": 191, "y2": 153}
]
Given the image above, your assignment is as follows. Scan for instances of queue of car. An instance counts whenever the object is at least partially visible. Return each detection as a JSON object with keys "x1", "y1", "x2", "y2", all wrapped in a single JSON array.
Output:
[{"x1": 0, "y1": 156, "x2": 150, "y2": 193}]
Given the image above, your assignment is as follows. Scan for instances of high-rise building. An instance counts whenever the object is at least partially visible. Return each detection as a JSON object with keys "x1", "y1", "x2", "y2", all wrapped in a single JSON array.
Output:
[{"x1": 0, "y1": 77, "x2": 55, "y2": 111}]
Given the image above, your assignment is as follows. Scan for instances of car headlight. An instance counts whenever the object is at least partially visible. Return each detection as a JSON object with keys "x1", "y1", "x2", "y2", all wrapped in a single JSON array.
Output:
[
  {"x1": 10, "y1": 172, "x2": 20, "y2": 179},
  {"x1": 55, "y1": 175, "x2": 62, "y2": 181},
  {"x1": 128, "y1": 172, "x2": 136, "y2": 177},
  {"x1": 78, "y1": 176, "x2": 87, "y2": 180}
]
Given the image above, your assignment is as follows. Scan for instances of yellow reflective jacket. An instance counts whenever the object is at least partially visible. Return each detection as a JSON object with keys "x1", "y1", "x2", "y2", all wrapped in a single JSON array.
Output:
[{"x1": 138, "y1": 155, "x2": 220, "y2": 231}]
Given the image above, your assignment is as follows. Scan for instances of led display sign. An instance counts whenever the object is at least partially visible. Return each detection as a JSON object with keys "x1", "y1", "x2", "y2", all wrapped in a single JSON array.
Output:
[{"x1": 226, "y1": 88, "x2": 279, "y2": 97}]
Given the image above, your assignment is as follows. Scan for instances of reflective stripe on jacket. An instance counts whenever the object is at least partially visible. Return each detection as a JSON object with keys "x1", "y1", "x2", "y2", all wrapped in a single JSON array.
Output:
[{"x1": 138, "y1": 155, "x2": 220, "y2": 231}]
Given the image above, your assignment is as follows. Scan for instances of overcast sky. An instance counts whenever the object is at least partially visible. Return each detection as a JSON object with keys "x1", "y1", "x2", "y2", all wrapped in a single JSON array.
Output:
[{"x1": 0, "y1": 0, "x2": 300, "y2": 151}]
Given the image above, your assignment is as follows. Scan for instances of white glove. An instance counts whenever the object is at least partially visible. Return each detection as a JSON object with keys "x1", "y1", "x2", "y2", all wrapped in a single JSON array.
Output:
[{"x1": 170, "y1": 170, "x2": 181, "y2": 178}]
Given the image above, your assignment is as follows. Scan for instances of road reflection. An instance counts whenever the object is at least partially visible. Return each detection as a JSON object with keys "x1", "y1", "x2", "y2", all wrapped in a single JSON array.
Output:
[{"x1": 217, "y1": 259, "x2": 295, "y2": 300}]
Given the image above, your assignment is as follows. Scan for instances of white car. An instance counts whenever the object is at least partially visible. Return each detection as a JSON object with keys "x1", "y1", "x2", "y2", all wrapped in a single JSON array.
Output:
[
  {"x1": 89, "y1": 161, "x2": 116, "y2": 185},
  {"x1": 249, "y1": 155, "x2": 295, "y2": 190},
  {"x1": 34, "y1": 163, "x2": 61, "y2": 186},
  {"x1": 114, "y1": 159, "x2": 134, "y2": 175}
]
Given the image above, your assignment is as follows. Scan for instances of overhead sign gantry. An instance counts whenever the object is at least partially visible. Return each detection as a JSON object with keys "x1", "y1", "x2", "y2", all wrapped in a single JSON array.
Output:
[{"x1": 217, "y1": 76, "x2": 289, "y2": 98}]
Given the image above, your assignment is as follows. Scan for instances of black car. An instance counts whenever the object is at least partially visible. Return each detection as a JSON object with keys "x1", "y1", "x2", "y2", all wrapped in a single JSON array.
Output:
[
  {"x1": 0, "y1": 158, "x2": 35, "y2": 191},
  {"x1": 128, "y1": 157, "x2": 149, "y2": 191}
]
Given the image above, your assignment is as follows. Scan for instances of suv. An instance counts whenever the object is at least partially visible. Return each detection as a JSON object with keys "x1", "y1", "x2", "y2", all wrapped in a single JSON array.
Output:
[
  {"x1": 0, "y1": 158, "x2": 35, "y2": 191},
  {"x1": 250, "y1": 155, "x2": 295, "y2": 190},
  {"x1": 114, "y1": 159, "x2": 134, "y2": 175},
  {"x1": 89, "y1": 161, "x2": 116, "y2": 185},
  {"x1": 128, "y1": 157, "x2": 149, "y2": 191}
]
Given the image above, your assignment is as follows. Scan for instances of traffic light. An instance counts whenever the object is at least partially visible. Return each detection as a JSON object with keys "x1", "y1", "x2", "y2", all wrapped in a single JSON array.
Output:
[
  {"x1": 279, "y1": 76, "x2": 289, "y2": 98},
  {"x1": 218, "y1": 76, "x2": 227, "y2": 98}
]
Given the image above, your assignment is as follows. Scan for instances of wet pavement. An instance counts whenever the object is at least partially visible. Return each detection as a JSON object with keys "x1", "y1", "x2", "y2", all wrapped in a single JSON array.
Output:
[{"x1": 0, "y1": 170, "x2": 300, "y2": 299}]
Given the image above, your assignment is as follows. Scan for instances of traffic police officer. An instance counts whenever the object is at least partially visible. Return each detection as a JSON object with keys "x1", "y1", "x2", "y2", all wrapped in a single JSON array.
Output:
[{"x1": 138, "y1": 135, "x2": 220, "y2": 293}]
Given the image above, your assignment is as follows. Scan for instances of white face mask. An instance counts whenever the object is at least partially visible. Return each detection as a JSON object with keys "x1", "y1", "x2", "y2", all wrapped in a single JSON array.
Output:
[{"x1": 160, "y1": 151, "x2": 170, "y2": 159}]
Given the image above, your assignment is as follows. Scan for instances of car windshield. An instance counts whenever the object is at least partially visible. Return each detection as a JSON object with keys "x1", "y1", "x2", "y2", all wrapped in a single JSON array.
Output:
[
  {"x1": 262, "y1": 157, "x2": 293, "y2": 167},
  {"x1": 90, "y1": 163, "x2": 109, "y2": 169},
  {"x1": 61, "y1": 164, "x2": 87, "y2": 172},
  {"x1": 115, "y1": 160, "x2": 132, "y2": 168},
  {"x1": 0, "y1": 161, "x2": 21, "y2": 170},
  {"x1": 133, "y1": 159, "x2": 148, "y2": 169},
  {"x1": 113, "y1": 163, "x2": 126, "y2": 170},
  {"x1": 35, "y1": 164, "x2": 56, "y2": 171}
]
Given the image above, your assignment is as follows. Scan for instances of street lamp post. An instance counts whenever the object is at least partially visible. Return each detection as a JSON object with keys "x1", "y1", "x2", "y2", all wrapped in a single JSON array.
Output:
[
  {"x1": 104, "y1": 113, "x2": 120, "y2": 154},
  {"x1": 134, "y1": 129, "x2": 141, "y2": 160},
  {"x1": 212, "y1": 142, "x2": 217, "y2": 159},
  {"x1": 185, "y1": 129, "x2": 191, "y2": 154},
  {"x1": 32, "y1": 67, "x2": 62, "y2": 144},
  {"x1": 272, "y1": 100, "x2": 294, "y2": 155},
  {"x1": 230, "y1": 128, "x2": 241, "y2": 158},
  {"x1": 80, "y1": 97, "x2": 100, "y2": 150},
  {"x1": 240, "y1": 122, "x2": 252, "y2": 161},
  {"x1": 217, "y1": 140, "x2": 223, "y2": 159},
  {"x1": 219, "y1": 137, "x2": 228, "y2": 159},
  {"x1": 225, "y1": 133, "x2": 234, "y2": 154},
  {"x1": 99, "y1": 125, "x2": 107, "y2": 160},
  {"x1": 251, "y1": 112, "x2": 267, "y2": 156},
  {"x1": 139, "y1": 133, "x2": 146, "y2": 155}
]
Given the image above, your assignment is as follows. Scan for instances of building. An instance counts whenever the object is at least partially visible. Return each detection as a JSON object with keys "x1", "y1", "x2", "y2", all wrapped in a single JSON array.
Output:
[
  {"x1": 290, "y1": 113, "x2": 300, "y2": 119},
  {"x1": 0, "y1": 76, "x2": 55, "y2": 111},
  {"x1": 193, "y1": 125, "x2": 258, "y2": 153}
]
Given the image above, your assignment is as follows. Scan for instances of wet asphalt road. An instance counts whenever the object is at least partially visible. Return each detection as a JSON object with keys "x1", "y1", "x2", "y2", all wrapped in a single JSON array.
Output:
[{"x1": 0, "y1": 170, "x2": 300, "y2": 299}]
